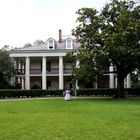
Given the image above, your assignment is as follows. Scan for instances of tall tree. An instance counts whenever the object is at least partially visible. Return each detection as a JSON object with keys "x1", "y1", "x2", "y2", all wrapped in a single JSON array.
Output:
[
  {"x1": 0, "y1": 49, "x2": 14, "y2": 88},
  {"x1": 72, "y1": 0, "x2": 140, "y2": 98}
]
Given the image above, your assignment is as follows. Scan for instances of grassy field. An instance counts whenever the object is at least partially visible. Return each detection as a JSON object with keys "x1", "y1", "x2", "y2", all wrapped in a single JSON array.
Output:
[{"x1": 0, "y1": 98, "x2": 140, "y2": 140}]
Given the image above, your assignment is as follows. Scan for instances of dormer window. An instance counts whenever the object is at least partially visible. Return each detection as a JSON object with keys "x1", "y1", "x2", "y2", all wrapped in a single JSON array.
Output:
[
  {"x1": 66, "y1": 39, "x2": 73, "y2": 49},
  {"x1": 47, "y1": 39, "x2": 55, "y2": 50}
]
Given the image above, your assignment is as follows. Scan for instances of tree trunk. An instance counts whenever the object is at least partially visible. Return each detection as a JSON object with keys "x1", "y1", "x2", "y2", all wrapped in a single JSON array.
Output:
[{"x1": 115, "y1": 74, "x2": 125, "y2": 98}]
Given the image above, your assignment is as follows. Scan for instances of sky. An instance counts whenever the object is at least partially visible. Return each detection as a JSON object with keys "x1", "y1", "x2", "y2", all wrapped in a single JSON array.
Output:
[{"x1": 0, "y1": 0, "x2": 110, "y2": 48}]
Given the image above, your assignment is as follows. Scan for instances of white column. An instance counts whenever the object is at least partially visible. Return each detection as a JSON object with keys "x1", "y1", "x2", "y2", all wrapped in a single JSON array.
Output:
[
  {"x1": 22, "y1": 63, "x2": 25, "y2": 74},
  {"x1": 18, "y1": 61, "x2": 22, "y2": 84},
  {"x1": 76, "y1": 80, "x2": 79, "y2": 90},
  {"x1": 10, "y1": 58, "x2": 15, "y2": 85},
  {"x1": 10, "y1": 76, "x2": 15, "y2": 85},
  {"x1": 76, "y1": 60, "x2": 80, "y2": 89},
  {"x1": 19, "y1": 62, "x2": 21, "y2": 73},
  {"x1": 115, "y1": 75, "x2": 118, "y2": 88},
  {"x1": 127, "y1": 73, "x2": 131, "y2": 88},
  {"x1": 59, "y1": 56, "x2": 64, "y2": 89},
  {"x1": 42, "y1": 57, "x2": 46, "y2": 89},
  {"x1": 25, "y1": 57, "x2": 30, "y2": 89},
  {"x1": 94, "y1": 80, "x2": 98, "y2": 88},
  {"x1": 21, "y1": 77, "x2": 24, "y2": 90},
  {"x1": 109, "y1": 65, "x2": 114, "y2": 88},
  {"x1": 124, "y1": 78, "x2": 127, "y2": 88},
  {"x1": 18, "y1": 77, "x2": 20, "y2": 83},
  {"x1": 76, "y1": 60, "x2": 80, "y2": 68}
]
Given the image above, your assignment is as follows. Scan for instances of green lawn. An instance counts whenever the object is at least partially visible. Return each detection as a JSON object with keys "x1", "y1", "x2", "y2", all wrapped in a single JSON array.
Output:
[{"x1": 0, "y1": 98, "x2": 140, "y2": 140}]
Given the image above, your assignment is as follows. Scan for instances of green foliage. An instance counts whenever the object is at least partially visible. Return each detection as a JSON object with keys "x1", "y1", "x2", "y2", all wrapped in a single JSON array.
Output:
[
  {"x1": 132, "y1": 81, "x2": 140, "y2": 88},
  {"x1": 0, "y1": 88, "x2": 139, "y2": 98},
  {"x1": 0, "y1": 49, "x2": 14, "y2": 88},
  {"x1": 76, "y1": 88, "x2": 140, "y2": 96},
  {"x1": 125, "y1": 88, "x2": 140, "y2": 96},
  {"x1": 131, "y1": 69, "x2": 140, "y2": 87},
  {"x1": 23, "y1": 43, "x2": 32, "y2": 48},
  {"x1": 77, "y1": 89, "x2": 116, "y2": 96},
  {"x1": 0, "y1": 89, "x2": 63, "y2": 98},
  {"x1": 73, "y1": 0, "x2": 140, "y2": 98},
  {"x1": 24, "y1": 40, "x2": 44, "y2": 48},
  {"x1": 33, "y1": 39, "x2": 44, "y2": 46},
  {"x1": 101, "y1": 0, "x2": 140, "y2": 75}
]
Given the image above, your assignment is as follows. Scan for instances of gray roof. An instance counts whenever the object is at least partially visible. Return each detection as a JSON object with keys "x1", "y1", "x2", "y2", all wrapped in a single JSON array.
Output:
[{"x1": 11, "y1": 38, "x2": 80, "y2": 53}]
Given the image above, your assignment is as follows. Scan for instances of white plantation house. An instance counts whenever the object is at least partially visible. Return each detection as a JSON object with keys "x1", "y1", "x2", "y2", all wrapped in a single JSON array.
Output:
[{"x1": 9, "y1": 30, "x2": 131, "y2": 90}]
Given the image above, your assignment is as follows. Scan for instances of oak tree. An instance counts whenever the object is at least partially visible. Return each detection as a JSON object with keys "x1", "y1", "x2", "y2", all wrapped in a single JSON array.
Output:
[{"x1": 72, "y1": 0, "x2": 140, "y2": 98}]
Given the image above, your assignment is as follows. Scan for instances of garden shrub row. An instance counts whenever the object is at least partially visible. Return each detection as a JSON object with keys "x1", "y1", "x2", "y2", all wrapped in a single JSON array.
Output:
[
  {"x1": 0, "y1": 88, "x2": 140, "y2": 98},
  {"x1": 0, "y1": 89, "x2": 63, "y2": 98}
]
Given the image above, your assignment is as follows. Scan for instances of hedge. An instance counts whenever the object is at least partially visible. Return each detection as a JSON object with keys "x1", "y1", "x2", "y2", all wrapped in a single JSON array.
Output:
[
  {"x1": 76, "y1": 88, "x2": 140, "y2": 97},
  {"x1": 76, "y1": 89, "x2": 117, "y2": 96},
  {"x1": 0, "y1": 89, "x2": 63, "y2": 98},
  {"x1": 125, "y1": 88, "x2": 140, "y2": 96},
  {"x1": 0, "y1": 88, "x2": 140, "y2": 98}
]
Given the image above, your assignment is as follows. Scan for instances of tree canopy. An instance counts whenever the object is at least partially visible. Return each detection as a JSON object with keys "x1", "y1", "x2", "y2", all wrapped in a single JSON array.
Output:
[
  {"x1": 23, "y1": 43, "x2": 32, "y2": 48},
  {"x1": 72, "y1": 0, "x2": 140, "y2": 98},
  {"x1": 33, "y1": 39, "x2": 44, "y2": 46}
]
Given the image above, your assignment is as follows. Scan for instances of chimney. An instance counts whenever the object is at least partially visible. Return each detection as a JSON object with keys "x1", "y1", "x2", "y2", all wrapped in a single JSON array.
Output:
[
  {"x1": 59, "y1": 29, "x2": 62, "y2": 43},
  {"x1": 76, "y1": 34, "x2": 79, "y2": 42}
]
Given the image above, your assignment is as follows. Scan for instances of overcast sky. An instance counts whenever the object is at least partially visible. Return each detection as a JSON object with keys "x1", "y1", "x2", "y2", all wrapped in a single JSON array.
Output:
[{"x1": 0, "y1": 0, "x2": 110, "y2": 48}]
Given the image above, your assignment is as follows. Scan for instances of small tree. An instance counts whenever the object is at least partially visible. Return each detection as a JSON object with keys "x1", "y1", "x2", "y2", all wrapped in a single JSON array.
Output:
[
  {"x1": 0, "y1": 49, "x2": 14, "y2": 88},
  {"x1": 72, "y1": 0, "x2": 140, "y2": 98}
]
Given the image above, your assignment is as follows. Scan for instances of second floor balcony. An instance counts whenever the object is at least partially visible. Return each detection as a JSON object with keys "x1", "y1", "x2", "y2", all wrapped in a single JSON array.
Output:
[{"x1": 15, "y1": 68, "x2": 73, "y2": 75}]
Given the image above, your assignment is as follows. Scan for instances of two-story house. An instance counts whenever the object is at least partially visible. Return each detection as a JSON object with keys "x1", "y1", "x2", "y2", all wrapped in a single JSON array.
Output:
[{"x1": 9, "y1": 30, "x2": 131, "y2": 90}]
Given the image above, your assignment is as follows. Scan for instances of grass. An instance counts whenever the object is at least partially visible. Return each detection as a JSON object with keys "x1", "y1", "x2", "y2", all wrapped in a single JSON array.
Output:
[{"x1": 0, "y1": 98, "x2": 140, "y2": 140}]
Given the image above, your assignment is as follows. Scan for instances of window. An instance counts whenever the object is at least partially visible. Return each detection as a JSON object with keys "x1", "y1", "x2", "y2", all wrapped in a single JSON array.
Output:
[
  {"x1": 49, "y1": 40, "x2": 53, "y2": 49},
  {"x1": 47, "y1": 39, "x2": 55, "y2": 49},
  {"x1": 66, "y1": 39, "x2": 73, "y2": 49},
  {"x1": 46, "y1": 61, "x2": 51, "y2": 72}
]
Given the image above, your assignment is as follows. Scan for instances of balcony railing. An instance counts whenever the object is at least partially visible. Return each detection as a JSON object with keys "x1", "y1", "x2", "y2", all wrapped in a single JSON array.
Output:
[
  {"x1": 15, "y1": 69, "x2": 25, "y2": 75},
  {"x1": 30, "y1": 69, "x2": 42, "y2": 74},
  {"x1": 64, "y1": 68, "x2": 73, "y2": 74},
  {"x1": 15, "y1": 68, "x2": 73, "y2": 75},
  {"x1": 47, "y1": 68, "x2": 59, "y2": 74}
]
